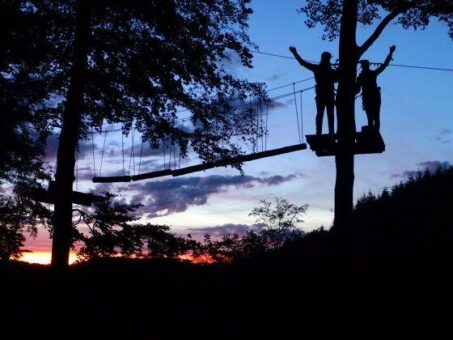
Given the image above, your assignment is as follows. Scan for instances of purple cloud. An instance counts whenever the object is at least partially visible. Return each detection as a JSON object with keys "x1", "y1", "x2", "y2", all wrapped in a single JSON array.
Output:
[
  {"x1": 44, "y1": 134, "x2": 96, "y2": 163},
  {"x1": 183, "y1": 223, "x2": 266, "y2": 238},
  {"x1": 434, "y1": 129, "x2": 451, "y2": 144},
  {"x1": 391, "y1": 160, "x2": 452, "y2": 179},
  {"x1": 123, "y1": 174, "x2": 300, "y2": 218}
]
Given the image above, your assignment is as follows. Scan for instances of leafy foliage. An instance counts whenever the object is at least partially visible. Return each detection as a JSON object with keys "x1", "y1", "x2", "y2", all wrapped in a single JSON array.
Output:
[
  {"x1": 73, "y1": 194, "x2": 200, "y2": 261},
  {"x1": 0, "y1": 182, "x2": 51, "y2": 262},
  {"x1": 299, "y1": 0, "x2": 453, "y2": 41},
  {"x1": 9, "y1": 0, "x2": 266, "y2": 163},
  {"x1": 203, "y1": 198, "x2": 307, "y2": 262},
  {"x1": 0, "y1": 0, "x2": 58, "y2": 183}
]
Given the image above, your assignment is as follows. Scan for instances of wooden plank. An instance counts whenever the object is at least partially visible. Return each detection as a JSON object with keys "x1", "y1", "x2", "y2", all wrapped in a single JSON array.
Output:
[
  {"x1": 26, "y1": 186, "x2": 108, "y2": 206},
  {"x1": 92, "y1": 175, "x2": 132, "y2": 183},
  {"x1": 131, "y1": 169, "x2": 172, "y2": 181}
]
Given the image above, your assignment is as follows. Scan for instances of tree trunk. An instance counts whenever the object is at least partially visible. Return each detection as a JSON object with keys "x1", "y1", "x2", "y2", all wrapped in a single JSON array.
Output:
[
  {"x1": 333, "y1": 0, "x2": 358, "y2": 232},
  {"x1": 51, "y1": 1, "x2": 90, "y2": 270}
]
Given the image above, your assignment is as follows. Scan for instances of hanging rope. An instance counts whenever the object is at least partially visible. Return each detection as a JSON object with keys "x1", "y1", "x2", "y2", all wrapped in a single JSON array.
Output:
[
  {"x1": 128, "y1": 126, "x2": 135, "y2": 175},
  {"x1": 138, "y1": 138, "x2": 144, "y2": 174},
  {"x1": 179, "y1": 122, "x2": 184, "y2": 169},
  {"x1": 264, "y1": 103, "x2": 269, "y2": 151},
  {"x1": 91, "y1": 130, "x2": 96, "y2": 177},
  {"x1": 255, "y1": 101, "x2": 259, "y2": 153},
  {"x1": 258, "y1": 103, "x2": 263, "y2": 152},
  {"x1": 162, "y1": 139, "x2": 166, "y2": 170},
  {"x1": 173, "y1": 142, "x2": 177, "y2": 170},
  {"x1": 300, "y1": 90, "x2": 304, "y2": 142},
  {"x1": 121, "y1": 132, "x2": 125, "y2": 176},
  {"x1": 99, "y1": 131, "x2": 107, "y2": 176},
  {"x1": 75, "y1": 146, "x2": 79, "y2": 191},
  {"x1": 293, "y1": 83, "x2": 302, "y2": 143}
]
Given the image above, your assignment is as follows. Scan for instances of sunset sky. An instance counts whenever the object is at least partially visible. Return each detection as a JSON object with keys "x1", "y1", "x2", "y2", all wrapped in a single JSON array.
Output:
[{"x1": 23, "y1": 1, "x2": 453, "y2": 264}]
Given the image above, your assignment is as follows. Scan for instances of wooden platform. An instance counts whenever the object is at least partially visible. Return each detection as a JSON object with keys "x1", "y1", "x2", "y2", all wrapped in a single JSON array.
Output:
[
  {"x1": 27, "y1": 181, "x2": 108, "y2": 206},
  {"x1": 306, "y1": 127, "x2": 385, "y2": 157}
]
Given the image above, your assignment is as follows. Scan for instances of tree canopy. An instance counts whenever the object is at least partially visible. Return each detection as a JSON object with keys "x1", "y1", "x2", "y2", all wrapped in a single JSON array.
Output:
[
  {"x1": 300, "y1": 0, "x2": 453, "y2": 42},
  {"x1": 27, "y1": 0, "x2": 265, "y2": 161},
  {"x1": 0, "y1": 1, "x2": 59, "y2": 183},
  {"x1": 4, "y1": 0, "x2": 267, "y2": 268}
]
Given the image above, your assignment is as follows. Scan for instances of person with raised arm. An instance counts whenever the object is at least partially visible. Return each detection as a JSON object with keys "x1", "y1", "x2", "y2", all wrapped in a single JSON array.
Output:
[
  {"x1": 356, "y1": 45, "x2": 396, "y2": 132},
  {"x1": 289, "y1": 46, "x2": 339, "y2": 136}
]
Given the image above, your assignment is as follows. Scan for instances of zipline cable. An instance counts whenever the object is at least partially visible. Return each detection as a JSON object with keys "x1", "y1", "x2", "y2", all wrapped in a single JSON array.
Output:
[
  {"x1": 251, "y1": 50, "x2": 453, "y2": 72},
  {"x1": 293, "y1": 83, "x2": 302, "y2": 143}
]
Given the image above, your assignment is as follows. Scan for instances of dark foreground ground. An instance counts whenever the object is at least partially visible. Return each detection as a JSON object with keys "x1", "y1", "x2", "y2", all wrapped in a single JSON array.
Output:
[
  {"x1": 4, "y1": 169, "x2": 453, "y2": 338},
  {"x1": 2, "y1": 242, "x2": 453, "y2": 339}
]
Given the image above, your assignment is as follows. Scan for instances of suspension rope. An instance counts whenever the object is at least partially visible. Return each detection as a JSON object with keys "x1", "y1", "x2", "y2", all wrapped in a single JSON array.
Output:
[
  {"x1": 121, "y1": 132, "x2": 125, "y2": 176},
  {"x1": 75, "y1": 147, "x2": 79, "y2": 191},
  {"x1": 300, "y1": 90, "x2": 304, "y2": 142},
  {"x1": 260, "y1": 104, "x2": 264, "y2": 152},
  {"x1": 91, "y1": 130, "x2": 96, "y2": 177},
  {"x1": 162, "y1": 139, "x2": 166, "y2": 170},
  {"x1": 264, "y1": 103, "x2": 269, "y2": 151},
  {"x1": 168, "y1": 139, "x2": 173, "y2": 169},
  {"x1": 255, "y1": 100, "x2": 259, "y2": 153},
  {"x1": 179, "y1": 122, "x2": 184, "y2": 169},
  {"x1": 293, "y1": 83, "x2": 302, "y2": 144},
  {"x1": 95, "y1": 86, "x2": 317, "y2": 134},
  {"x1": 251, "y1": 49, "x2": 453, "y2": 72},
  {"x1": 128, "y1": 126, "x2": 135, "y2": 175},
  {"x1": 173, "y1": 142, "x2": 177, "y2": 169},
  {"x1": 99, "y1": 131, "x2": 107, "y2": 176},
  {"x1": 138, "y1": 138, "x2": 144, "y2": 174}
]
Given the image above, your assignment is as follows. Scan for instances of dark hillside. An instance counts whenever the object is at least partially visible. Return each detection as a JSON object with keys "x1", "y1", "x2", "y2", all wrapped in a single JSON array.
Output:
[{"x1": 2, "y1": 168, "x2": 453, "y2": 338}]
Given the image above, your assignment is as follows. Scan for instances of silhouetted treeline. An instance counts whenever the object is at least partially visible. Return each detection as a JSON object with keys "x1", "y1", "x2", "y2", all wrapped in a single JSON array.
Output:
[
  {"x1": 351, "y1": 166, "x2": 453, "y2": 259},
  {"x1": 3, "y1": 168, "x2": 453, "y2": 338}
]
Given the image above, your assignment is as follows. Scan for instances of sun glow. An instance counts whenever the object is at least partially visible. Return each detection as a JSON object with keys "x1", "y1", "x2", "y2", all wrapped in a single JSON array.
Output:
[
  {"x1": 20, "y1": 251, "x2": 78, "y2": 265},
  {"x1": 178, "y1": 254, "x2": 215, "y2": 264}
]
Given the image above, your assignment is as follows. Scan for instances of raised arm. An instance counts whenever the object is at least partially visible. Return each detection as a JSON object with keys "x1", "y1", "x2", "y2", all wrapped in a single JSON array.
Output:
[
  {"x1": 289, "y1": 46, "x2": 317, "y2": 72},
  {"x1": 375, "y1": 45, "x2": 396, "y2": 75}
]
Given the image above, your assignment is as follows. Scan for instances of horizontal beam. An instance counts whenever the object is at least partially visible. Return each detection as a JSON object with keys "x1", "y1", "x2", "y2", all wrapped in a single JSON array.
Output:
[
  {"x1": 131, "y1": 169, "x2": 173, "y2": 181},
  {"x1": 172, "y1": 143, "x2": 307, "y2": 177},
  {"x1": 91, "y1": 143, "x2": 307, "y2": 183},
  {"x1": 92, "y1": 175, "x2": 132, "y2": 183},
  {"x1": 26, "y1": 187, "x2": 108, "y2": 206}
]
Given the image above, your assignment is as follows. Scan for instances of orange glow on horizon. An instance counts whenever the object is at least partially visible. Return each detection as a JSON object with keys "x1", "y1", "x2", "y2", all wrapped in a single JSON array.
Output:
[
  {"x1": 19, "y1": 250, "x2": 214, "y2": 265},
  {"x1": 178, "y1": 253, "x2": 215, "y2": 264},
  {"x1": 19, "y1": 251, "x2": 78, "y2": 265}
]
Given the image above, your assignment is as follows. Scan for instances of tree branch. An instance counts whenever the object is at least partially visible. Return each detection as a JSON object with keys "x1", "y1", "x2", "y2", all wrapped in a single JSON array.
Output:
[{"x1": 358, "y1": 10, "x2": 403, "y2": 57}]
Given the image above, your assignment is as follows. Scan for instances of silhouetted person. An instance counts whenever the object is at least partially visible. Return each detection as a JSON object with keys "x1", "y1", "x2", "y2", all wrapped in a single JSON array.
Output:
[
  {"x1": 356, "y1": 45, "x2": 396, "y2": 132},
  {"x1": 289, "y1": 46, "x2": 339, "y2": 136}
]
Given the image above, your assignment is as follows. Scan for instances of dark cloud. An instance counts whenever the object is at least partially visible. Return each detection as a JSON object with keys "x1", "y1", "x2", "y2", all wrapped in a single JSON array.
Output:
[
  {"x1": 183, "y1": 223, "x2": 266, "y2": 238},
  {"x1": 417, "y1": 161, "x2": 451, "y2": 173},
  {"x1": 391, "y1": 160, "x2": 452, "y2": 179},
  {"x1": 123, "y1": 174, "x2": 299, "y2": 218},
  {"x1": 267, "y1": 74, "x2": 282, "y2": 82},
  {"x1": 434, "y1": 129, "x2": 451, "y2": 144},
  {"x1": 43, "y1": 134, "x2": 59, "y2": 162},
  {"x1": 44, "y1": 134, "x2": 96, "y2": 163}
]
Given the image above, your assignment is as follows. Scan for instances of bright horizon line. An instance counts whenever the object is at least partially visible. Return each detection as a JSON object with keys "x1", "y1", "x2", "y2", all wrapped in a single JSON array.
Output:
[{"x1": 19, "y1": 251, "x2": 78, "y2": 265}]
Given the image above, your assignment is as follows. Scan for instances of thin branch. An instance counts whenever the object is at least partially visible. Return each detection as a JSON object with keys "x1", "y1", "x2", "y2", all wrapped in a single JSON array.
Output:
[{"x1": 358, "y1": 9, "x2": 403, "y2": 57}]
